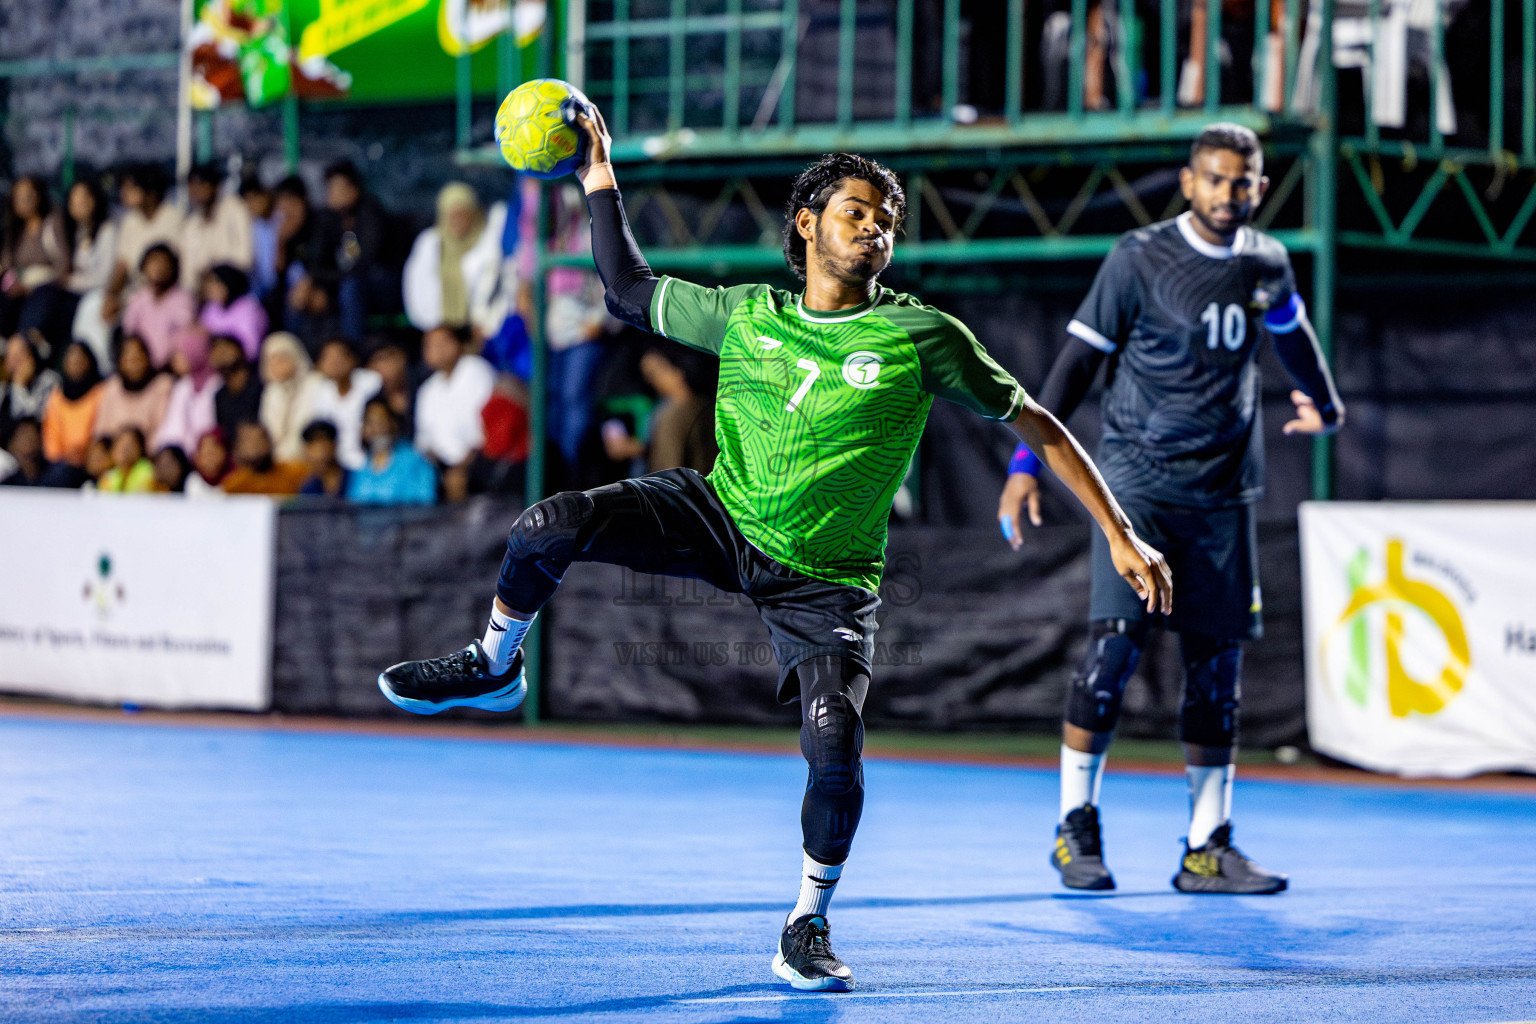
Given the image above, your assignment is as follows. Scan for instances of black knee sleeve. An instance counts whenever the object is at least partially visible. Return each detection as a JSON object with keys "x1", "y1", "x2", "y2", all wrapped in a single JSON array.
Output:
[
  {"x1": 496, "y1": 490, "x2": 595, "y2": 612},
  {"x1": 1064, "y1": 619, "x2": 1147, "y2": 735},
  {"x1": 797, "y1": 657, "x2": 867, "y2": 865},
  {"x1": 1180, "y1": 632, "x2": 1244, "y2": 748}
]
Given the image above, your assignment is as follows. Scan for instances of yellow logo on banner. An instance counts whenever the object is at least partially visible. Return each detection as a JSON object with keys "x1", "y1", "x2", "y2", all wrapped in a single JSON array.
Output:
[
  {"x1": 1324, "y1": 538, "x2": 1471, "y2": 717},
  {"x1": 298, "y1": 0, "x2": 432, "y2": 61}
]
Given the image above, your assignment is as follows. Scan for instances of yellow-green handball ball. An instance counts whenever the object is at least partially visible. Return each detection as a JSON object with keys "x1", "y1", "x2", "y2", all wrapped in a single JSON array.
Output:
[{"x1": 494, "y1": 78, "x2": 593, "y2": 179}]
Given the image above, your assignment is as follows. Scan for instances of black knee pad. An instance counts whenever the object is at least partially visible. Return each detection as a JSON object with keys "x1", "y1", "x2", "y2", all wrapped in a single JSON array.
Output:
[
  {"x1": 801, "y1": 692, "x2": 865, "y2": 796},
  {"x1": 1064, "y1": 619, "x2": 1147, "y2": 735},
  {"x1": 505, "y1": 490, "x2": 594, "y2": 562},
  {"x1": 1180, "y1": 632, "x2": 1244, "y2": 748}
]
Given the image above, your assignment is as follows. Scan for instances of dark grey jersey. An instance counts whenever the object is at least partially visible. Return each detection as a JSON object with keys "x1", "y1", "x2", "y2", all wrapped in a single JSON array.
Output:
[{"x1": 1069, "y1": 213, "x2": 1298, "y2": 507}]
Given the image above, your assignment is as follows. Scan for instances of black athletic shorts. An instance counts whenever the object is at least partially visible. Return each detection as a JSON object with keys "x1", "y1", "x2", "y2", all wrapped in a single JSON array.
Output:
[
  {"x1": 1089, "y1": 497, "x2": 1261, "y2": 641},
  {"x1": 600, "y1": 468, "x2": 881, "y2": 701}
]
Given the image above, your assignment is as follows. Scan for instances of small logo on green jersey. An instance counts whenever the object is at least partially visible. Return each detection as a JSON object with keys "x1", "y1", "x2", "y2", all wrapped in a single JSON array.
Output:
[{"x1": 842, "y1": 351, "x2": 883, "y2": 389}]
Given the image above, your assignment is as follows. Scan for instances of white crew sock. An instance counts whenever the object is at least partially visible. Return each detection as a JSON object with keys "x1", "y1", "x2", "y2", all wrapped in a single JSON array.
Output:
[
  {"x1": 787, "y1": 853, "x2": 843, "y2": 925},
  {"x1": 481, "y1": 605, "x2": 534, "y2": 674},
  {"x1": 1186, "y1": 764, "x2": 1235, "y2": 849},
  {"x1": 1060, "y1": 745, "x2": 1107, "y2": 821}
]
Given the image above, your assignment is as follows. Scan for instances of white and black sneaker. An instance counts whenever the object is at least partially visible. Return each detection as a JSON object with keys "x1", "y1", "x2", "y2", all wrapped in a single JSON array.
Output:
[
  {"x1": 771, "y1": 914, "x2": 854, "y2": 992},
  {"x1": 378, "y1": 642, "x2": 526, "y2": 715}
]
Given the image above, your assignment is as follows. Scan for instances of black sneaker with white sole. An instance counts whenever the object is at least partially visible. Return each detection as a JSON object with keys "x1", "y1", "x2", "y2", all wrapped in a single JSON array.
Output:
[
  {"x1": 378, "y1": 642, "x2": 526, "y2": 715},
  {"x1": 1050, "y1": 803, "x2": 1116, "y2": 890},
  {"x1": 1172, "y1": 822, "x2": 1288, "y2": 894},
  {"x1": 771, "y1": 914, "x2": 854, "y2": 992}
]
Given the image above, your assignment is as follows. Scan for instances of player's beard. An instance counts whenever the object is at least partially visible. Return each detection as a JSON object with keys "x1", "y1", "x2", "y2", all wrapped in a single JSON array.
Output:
[
  {"x1": 811, "y1": 217, "x2": 882, "y2": 287},
  {"x1": 1190, "y1": 200, "x2": 1252, "y2": 242}
]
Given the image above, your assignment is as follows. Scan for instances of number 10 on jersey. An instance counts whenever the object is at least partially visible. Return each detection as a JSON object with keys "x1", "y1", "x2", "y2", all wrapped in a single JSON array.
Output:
[{"x1": 1201, "y1": 302, "x2": 1247, "y2": 351}]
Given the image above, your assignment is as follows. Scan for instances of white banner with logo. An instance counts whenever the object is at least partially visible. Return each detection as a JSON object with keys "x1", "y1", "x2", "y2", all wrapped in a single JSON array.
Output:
[
  {"x1": 0, "y1": 491, "x2": 276, "y2": 710},
  {"x1": 1300, "y1": 501, "x2": 1536, "y2": 777}
]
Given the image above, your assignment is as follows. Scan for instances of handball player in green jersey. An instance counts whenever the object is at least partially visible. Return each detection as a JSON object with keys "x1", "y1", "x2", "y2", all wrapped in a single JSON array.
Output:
[{"x1": 380, "y1": 103, "x2": 1172, "y2": 992}]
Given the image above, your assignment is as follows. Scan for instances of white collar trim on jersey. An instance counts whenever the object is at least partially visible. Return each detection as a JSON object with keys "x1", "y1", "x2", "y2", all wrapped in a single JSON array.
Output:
[
  {"x1": 796, "y1": 290, "x2": 882, "y2": 323},
  {"x1": 1176, "y1": 212, "x2": 1247, "y2": 260}
]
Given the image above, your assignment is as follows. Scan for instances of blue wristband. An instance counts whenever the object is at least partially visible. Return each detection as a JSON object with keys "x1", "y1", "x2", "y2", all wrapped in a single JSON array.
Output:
[{"x1": 1008, "y1": 445, "x2": 1043, "y2": 477}]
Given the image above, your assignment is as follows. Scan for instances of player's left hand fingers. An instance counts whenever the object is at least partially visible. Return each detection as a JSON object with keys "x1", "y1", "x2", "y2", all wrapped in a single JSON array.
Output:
[{"x1": 1027, "y1": 488, "x2": 1043, "y2": 527}]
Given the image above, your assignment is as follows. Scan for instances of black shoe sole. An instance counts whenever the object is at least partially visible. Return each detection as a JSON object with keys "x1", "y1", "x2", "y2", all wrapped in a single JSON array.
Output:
[
  {"x1": 1050, "y1": 847, "x2": 1115, "y2": 890},
  {"x1": 1172, "y1": 870, "x2": 1288, "y2": 895}
]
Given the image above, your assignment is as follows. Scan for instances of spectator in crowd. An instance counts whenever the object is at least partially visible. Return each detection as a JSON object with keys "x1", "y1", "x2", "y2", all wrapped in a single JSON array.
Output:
[
  {"x1": 366, "y1": 339, "x2": 424, "y2": 440},
  {"x1": 544, "y1": 185, "x2": 611, "y2": 479},
  {"x1": 640, "y1": 342, "x2": 717, "y2": 474},
  {"x1": 347, "y1": 397, "x2": 437, "y2": 504},
  {"x1": 62, "y1": 176, "x2": 119, "y2": 368},
  {"x1": 93, "y1": 334, "x2": 173, "y2": 444},
  {"x1": 258, "y1": 331, "x2": 320, "y2": 462},
  {"x1": 308, "y1": 336, "x2": 380, "y2": 469},
  {"x1": 1, "y1": 331, "x2": 60, "y2": 443},
  {"x1": 473, "y1": 378, "x2": 529, "y2": 496},
  {"x1": 293, "y1": 161, "x2": 397, "y2": 342},
  {"x1": 80, "y1": 436, "x2": 113, "y2": 490},
  {"x1": 153, "y1": 327, "x2": 219, "y2": 455},
  {"x1": 0, "y1": 176, "x2": 74, "y2": 349},
  {"x1": 0, "y1": 416, "x2": 80, "y2": 487},
  {"x1": 122, "y1": 244, "x2": 197, "y2": 369},
  {"x1": 414, "y1": 324, "x2": 494, "y2": 495},
  {"x1": 186, "y1": 429, "x2": 229, "y2": 498},
  {"x1": 271, "y1": 176, "x2": 315, "y2": 333},
  {"x1": 402, "y1": 182, "x2": 507, "y2": 335},
  {"x1": 152, "y1": 444, "x2": 192, "y2": 493},
  {"x1": 104, "y1": 163, "x2": 183, "y2": 323},
  {"x1": 209, "y1": 334, "x2": 263, "y2": 443},
  {"x1": 297, "y1": 419, "x2": 348, "y2": 498},
  {"x1": 179, "y1": 161, "x2": 253, "y2": 291},
  {"x1": 221, "y1": 420, "x2": 307, "y2": 495},
  {"x1": 198, "y1": 264, "x2": 267, "y2": 361},
  {"x1": 98, "y1": 426, "x2": 156, "y2": 493},
  {"x1": 41, "y1": 341, "x2": 103, "y2": 466},
  {"x1": 239, "y1": 175, "x2": 279, "y2": 305}
]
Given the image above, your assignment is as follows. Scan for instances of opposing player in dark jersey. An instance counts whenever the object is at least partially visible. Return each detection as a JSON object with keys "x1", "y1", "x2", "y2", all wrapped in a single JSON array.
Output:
[
  {"x1": 379, "y1": 103, "x2": 1171, "y2": 991},
  {"x1": 998, "y1": 123, "x2": 1344, "y2": 895}
]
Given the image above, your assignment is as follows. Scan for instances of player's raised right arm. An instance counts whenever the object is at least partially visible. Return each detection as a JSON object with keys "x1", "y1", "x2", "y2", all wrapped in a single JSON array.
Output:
[{"x1": 573, "y1": 106, "x2": 660, "y2": 332}]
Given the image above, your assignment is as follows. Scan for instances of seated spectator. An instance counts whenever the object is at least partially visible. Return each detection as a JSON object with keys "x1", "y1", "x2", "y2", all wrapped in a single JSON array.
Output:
[
  {"x1": 258, "y1": 331, "x2": 320, "y2": 462},
  {"x1": 179, "y1": 162, "x2": 252, "y2": 291},
  {"x1": 0, "y1": 176, "x2": 75, "y2": 351},
  {"x1": 63, "y1": 176, "x2": 118, "y2": 370},
  {"x1": 472, "y1": 379, "x2": 530, "y2": 497},
  {"x1": 0, "y1": 417, "x2": 82, "y2": 487},
  {"x1": 98, "y1": 426, "x2": 156, "y2": 493},
  {"x1": 240, "y1": 175, "x2": 279, "y2": 305},
  {"x1": 271, "y1": 176, "x2": 319, "y2": 347},
  {"x1": 291, "y1": 161, "x2": 399, "y2": 342},
  {"x1": 80, "y1": 436, "x2": 113, "y2": 490},
  {"x1": 402, "y1": 182, "x2": 507, "y2": 334},
  {"x1": 221, "y1": 420, "x2": 307, "y2": 496},
  {"x1": 93, "y1": 335, "x2": 173, "y2": 444},
  {"x1": 347, "y1": 398, "x2": 437, "y2": 505},
  {"x1": 209, "y1": 334, "x2": 263, "y2": 442},
  {"x1": 297, "y1": 419, "x2": 349, "y2": 498},
  {"x1": 152, "y1": 328, "x2": 219, "y2": 455},
  {"x1": 308, "y1": 337, "x2": 380, "y2": 469},
  {"x1": 641, "y1": 342, "x2": 717, "y2": 474},
  {"x1": 41, "y1": 341, "x2": 104, "y2": 466},
  {"x1": 103, "y1": 163, "x2": 183, "y2": 323},
  {"x1": 198, "y1": 264, "x2": 267, "y2": 361},
  {"x1": 366, "y1": 339, "x2": 426, "y2": 440},
  {"x1": 152, "y1": 444, "x2": 192, "y2": 493},
  {"x1": 415, "y1": 325, "x2": 494, "y2": 487},
  {"x1": 185, "y1": 429, "x2": 229, "y2": 498},
  {"x1": 1, "y1": 331, "x2": 60, "y2": 443},
  {"x1": 122, "y1": 244, "x2": 196, "y2": 369}
]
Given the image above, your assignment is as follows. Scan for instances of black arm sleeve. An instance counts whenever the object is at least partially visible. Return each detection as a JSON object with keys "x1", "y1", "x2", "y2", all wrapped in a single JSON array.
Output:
[
  {"x1": 1272, "y1": 327, "x2": 1343, "y2": 425},
  {"x1": 1036, "y1": 337, "x2": 1109, "y2": 422},
  {"x1": 584, "y1": 187, "x2": 659, "y2": 332}
]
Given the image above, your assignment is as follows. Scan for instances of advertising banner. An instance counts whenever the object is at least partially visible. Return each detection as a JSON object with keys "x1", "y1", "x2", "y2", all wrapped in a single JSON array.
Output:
[
  {"x1": 1300, "y1": 502, "x2": 1536, "y2": 777},
  {"x1": 0, "y1": 492, "x2": 277, "y2": 711},
  {"x1": 188, "y1": 0, "x2": 545, "y2": 108}
]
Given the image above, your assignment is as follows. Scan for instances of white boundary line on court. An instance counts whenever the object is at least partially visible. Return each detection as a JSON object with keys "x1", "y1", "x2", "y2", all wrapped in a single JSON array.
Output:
[{"x1": 677, "y1": 985, "x2": 1094, "y2": 1004}]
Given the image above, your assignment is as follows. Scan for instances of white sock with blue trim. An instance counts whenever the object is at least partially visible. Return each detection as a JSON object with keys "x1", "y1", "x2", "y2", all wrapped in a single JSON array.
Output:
[{"x1": 787, "y1": 853, "x2": 842, "y2": 925}]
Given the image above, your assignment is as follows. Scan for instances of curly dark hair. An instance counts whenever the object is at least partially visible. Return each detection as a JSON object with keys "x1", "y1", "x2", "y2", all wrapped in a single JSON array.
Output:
[
  {"x1": 1190, "y1": 122, "x2": 1262, "y2": 167},
  {"x1": 782, "y1": 153, "x2": 906, "y2": 280}
]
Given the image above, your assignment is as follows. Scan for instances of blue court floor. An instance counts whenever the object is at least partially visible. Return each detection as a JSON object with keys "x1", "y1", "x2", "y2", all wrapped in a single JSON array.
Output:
[{"x1": 2, "y1": 715, "x2": 1534, "y2": 1023}]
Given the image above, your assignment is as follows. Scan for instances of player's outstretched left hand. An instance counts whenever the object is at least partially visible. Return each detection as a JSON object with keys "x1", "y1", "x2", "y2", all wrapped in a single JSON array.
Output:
[
  {"x1": 1281, "y1": 389, "x2": 1341, "y2": 435},
  {"x1": 1110, "y1": 532, "x2": 1173, "y2": 615}
]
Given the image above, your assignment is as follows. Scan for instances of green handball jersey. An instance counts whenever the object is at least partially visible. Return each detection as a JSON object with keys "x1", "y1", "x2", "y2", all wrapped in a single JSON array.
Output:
[{"x1": 651, "y1": 277, "x2": 1027, "y2": 592}]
